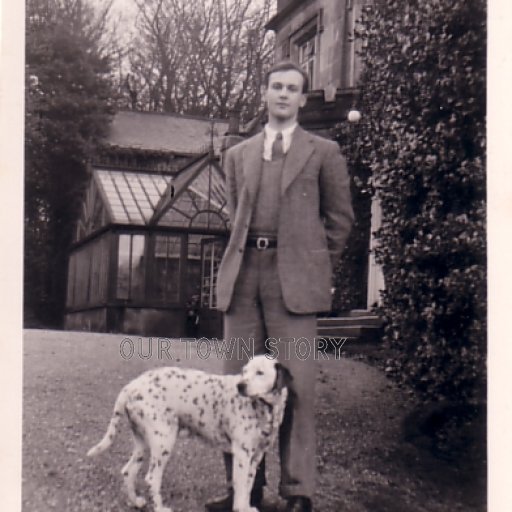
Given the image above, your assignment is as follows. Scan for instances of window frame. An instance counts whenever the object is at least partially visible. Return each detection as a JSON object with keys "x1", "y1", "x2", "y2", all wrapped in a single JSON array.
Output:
[{"x1": 290, "y1": 14, "x2": 321, "y2": 90}]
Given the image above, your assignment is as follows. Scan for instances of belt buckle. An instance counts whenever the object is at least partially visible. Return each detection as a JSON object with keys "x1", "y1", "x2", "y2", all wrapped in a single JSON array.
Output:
[{"x1": 256, "y1": 237, "x2": 269, "y2": 250}]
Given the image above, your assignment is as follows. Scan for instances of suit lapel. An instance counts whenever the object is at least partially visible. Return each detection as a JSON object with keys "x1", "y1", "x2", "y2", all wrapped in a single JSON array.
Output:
[
  {"x1": 242, "y1": 132, "x2": 264, "y2": 205},
  {"x1": 281, "y1": 126, "x2": 315, "y2": 195},
  {"x1": 239, "y1": 127, "x2": 315, "y2": 204}
]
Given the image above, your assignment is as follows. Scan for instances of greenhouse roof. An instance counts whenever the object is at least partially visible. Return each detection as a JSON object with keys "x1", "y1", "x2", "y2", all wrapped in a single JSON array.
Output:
[
  {"x1": 106, "y1": 110, "x2": 230, "y2": 155},
  {"x1": 91, "y1": 153, "x2": 228, "y2": 229},
  {"x1": 94, "y1": 168, "x2": 172, "y2": 225}
]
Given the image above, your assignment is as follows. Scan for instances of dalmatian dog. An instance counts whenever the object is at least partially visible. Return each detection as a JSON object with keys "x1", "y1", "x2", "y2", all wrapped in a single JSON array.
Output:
[{"x1": 87, "y1": 355, "x2": 290, "y2": 512}]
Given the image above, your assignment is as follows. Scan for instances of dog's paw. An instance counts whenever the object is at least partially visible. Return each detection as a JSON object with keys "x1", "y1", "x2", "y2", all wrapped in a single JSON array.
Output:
[{"x1": 132, "y1": 496, "x2": 147, "y2": 508}]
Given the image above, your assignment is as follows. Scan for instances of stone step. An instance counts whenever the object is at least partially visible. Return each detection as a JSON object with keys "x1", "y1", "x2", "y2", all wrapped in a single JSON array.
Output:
[
  {"x1": 317, "y1": 315, "x2": 383, "y2": 328},
  {"x1": 316, "y1": 313, "x2": 383, "y2": 347},
  {"x1": 317, "y1": 325, "x2": 362, "y2": 338},
  {"x1": 349, "y1": 309, "x2": 377, "y2": 317}
]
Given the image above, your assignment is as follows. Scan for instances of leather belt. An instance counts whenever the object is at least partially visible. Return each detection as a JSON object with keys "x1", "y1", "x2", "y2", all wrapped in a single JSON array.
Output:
[{"x1": 246, "y1": 236, "x2": 278, "y2": 250}]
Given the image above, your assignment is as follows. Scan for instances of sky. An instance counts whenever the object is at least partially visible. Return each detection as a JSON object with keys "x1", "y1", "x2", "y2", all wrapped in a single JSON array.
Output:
[{"x1": 87, "y1": 0, "x2": 138, "y2": 44}]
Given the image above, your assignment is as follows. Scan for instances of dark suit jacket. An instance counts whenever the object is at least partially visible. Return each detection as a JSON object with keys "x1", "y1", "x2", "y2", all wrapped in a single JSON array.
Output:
[{"x1": 216, "y1": 126, "x2": 354, "y2": 314}]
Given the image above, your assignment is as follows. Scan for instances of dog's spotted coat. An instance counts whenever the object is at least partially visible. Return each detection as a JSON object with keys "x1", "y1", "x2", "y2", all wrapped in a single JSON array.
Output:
[{"x1": 87, "y1": 356, "x2": 289, "y2": 512}]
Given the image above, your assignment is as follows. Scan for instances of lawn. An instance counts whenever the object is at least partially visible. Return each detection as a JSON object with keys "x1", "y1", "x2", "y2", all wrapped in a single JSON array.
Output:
[{"x1": 22, "y1": 329, "x2": 485, "y2": 512}]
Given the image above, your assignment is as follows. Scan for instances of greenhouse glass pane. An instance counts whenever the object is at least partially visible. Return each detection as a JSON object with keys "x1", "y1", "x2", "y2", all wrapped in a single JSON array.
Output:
[
  {"x1": 187, "y1": 234, "x2": 203, "y2": 301},
  {"x1": 131, "y1": 235, "x2": 145, "y2": 300},
  {"x1": 117, "y1": 234, "x2": 131, "y2": 299},
  {"x1": 151, "y1": 235, "x2": 180, "y2": 303},
  {"x1": 66, "y1": 253, "x2": 76, "y2": 307}
]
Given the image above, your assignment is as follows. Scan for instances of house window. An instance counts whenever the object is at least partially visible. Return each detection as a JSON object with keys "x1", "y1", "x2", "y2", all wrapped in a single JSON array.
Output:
[
  {"x1": 281, "y1": 39, "x2": 290, "y2": 59},
  {"x1": 297, "y1": 34, "x2": 316, "y2": 89},
  {"x1": 290, "y1": 14, "x2": 320, "y2": 90}
]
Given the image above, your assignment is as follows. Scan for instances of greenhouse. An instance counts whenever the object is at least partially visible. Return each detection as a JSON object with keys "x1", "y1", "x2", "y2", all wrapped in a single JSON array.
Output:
[{"x1": 65, "y1": 148, "x2": 230, "y2": 338}]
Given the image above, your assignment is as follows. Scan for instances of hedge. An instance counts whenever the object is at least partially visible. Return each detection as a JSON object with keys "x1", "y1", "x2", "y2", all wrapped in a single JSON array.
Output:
[{"x1": 334, "y1": 0, "x2": 486, "y2": 403}]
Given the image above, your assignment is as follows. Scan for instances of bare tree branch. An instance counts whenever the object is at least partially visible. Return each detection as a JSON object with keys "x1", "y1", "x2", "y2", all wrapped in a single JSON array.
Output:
[{"x1": 118, "y1": 0, "x2": 274, "y2": 119}]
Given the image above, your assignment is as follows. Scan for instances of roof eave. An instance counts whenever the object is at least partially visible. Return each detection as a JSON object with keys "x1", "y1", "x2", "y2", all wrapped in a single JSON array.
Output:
[
  {"x1": 102, "y1": 143, "x2": 200, "y2": 158},
  {"x1": 266, "y1": 0, "x2": 306, "y2": 31}
]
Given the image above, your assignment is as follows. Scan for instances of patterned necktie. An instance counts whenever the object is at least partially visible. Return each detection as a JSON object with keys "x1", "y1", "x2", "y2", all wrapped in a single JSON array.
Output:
[{"x1": 271, "y1": 132, "x2": 284, "y2": 160}]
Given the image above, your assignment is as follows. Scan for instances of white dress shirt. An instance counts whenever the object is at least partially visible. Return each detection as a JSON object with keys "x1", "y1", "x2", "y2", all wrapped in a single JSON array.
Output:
[{"x1": 263, "y1": 123, "x2": 297, "y2": 161}]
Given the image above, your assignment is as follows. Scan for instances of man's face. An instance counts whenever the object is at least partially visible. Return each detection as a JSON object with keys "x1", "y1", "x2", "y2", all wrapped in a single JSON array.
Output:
[{"x1": 264, "y1": 69, "x2": 307, "y2": 123}]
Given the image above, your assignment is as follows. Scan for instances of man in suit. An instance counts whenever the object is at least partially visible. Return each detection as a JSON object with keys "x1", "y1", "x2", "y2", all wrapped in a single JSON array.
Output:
[{"x1": 207, "y1": 61, "x2": 354, "y2": 512}]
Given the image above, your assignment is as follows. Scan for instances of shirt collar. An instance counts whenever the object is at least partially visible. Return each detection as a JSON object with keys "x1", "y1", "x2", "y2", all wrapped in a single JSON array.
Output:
[{"x1": 264, "y1": 122, "x2": 297, "y2": 140}]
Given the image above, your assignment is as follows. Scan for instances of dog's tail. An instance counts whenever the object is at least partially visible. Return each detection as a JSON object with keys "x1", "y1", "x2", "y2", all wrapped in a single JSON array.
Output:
[{"x1": 87, "y1": 386, "x2": 130, "y2": 457}]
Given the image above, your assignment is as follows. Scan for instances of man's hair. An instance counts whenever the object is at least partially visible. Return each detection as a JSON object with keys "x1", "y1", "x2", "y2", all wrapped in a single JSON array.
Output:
[{"x1": 264, "y1": 60, "x2": 309, "y2": 93}]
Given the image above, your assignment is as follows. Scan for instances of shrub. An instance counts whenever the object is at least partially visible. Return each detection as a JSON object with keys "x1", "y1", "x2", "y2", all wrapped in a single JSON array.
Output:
[
  {"x1": 331, "y1": 121, "x2": 372, "y2": 313},
  {"x1": 337, "y1": 0, "x2": 486, "y2": 402}
]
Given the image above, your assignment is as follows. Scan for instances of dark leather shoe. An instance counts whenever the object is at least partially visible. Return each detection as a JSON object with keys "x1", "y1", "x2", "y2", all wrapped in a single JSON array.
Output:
[
  {"x1": 285, "y1": 496, "x2": 313, "y2": 512},
  {"x1": 205, "y1": 487, "x2": 263, "y2": 511}
]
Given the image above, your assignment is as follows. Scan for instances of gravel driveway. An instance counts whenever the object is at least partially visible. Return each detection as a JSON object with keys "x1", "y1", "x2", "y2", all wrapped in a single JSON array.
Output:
[{"x1": 22, "y1": 329, "x2": 485, "y2": 511}]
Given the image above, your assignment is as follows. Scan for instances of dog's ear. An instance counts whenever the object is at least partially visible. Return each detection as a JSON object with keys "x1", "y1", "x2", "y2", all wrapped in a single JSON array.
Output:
[{"x1": 274, "y1": 362, "x2": 293, "y2": 391}]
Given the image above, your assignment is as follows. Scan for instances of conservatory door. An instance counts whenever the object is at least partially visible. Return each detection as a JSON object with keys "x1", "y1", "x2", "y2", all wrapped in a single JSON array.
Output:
[
  {"x1": 200, "y1": 237, "x2": 226, "y2": 309},
  {"x1": 198, "y1": 237, "x2": 226, "y2": 338}
]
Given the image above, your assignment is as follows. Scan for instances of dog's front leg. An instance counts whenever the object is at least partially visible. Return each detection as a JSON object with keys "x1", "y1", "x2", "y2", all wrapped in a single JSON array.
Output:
[
  {"x1": 145, "y1": 452, "x2": 173, "y2": 512},
  {"x1": 232, "y1": 448, "x2": 259, "y2": 512}
]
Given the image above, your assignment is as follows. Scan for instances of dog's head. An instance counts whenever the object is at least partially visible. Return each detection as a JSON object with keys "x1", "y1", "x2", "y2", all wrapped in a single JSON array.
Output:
[{"x1": 237, "y1": 356, "x2": 292, "y2": 398}]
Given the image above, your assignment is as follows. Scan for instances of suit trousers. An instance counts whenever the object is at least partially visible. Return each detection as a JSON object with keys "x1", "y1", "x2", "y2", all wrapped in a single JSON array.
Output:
[{"x1": 223, "y1": 247, "x2": 317, "y2": 499}]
